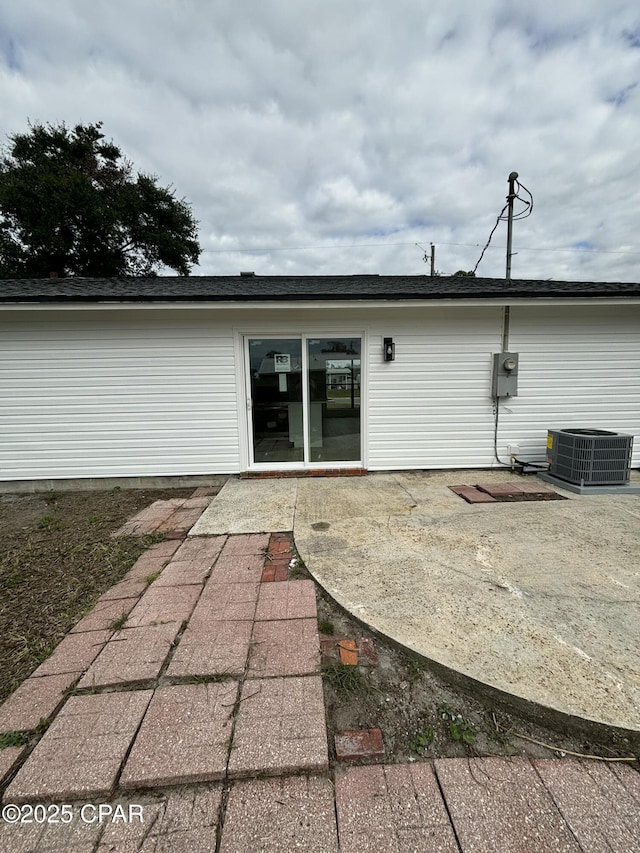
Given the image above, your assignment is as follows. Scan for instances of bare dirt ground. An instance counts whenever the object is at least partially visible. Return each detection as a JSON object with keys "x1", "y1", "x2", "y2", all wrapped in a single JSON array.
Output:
[{"x1": 0, "y1": 490, "x2": 637, "y2": 767}]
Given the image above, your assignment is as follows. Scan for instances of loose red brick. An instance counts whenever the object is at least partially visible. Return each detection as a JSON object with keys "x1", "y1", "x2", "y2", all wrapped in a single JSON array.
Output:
[
  {"x1": 476, "y1": 482, "x2": 524, "y2": 497},
  {"x1": 268, "y1": 539, "x2": 292, "y2": 555},
  {"x1": 338, "y1": 639, "x2": 359, "y2": 666},
  {"x1": 261, "y1": 567, "x2": 276, "y2": 583},
  {"x1": 335, "y1": 729, "x2": 384, "y2": 760},
  {"x1": 448, "y1": 485, "x2": 497, "y2": 503},
  {"x1": 357, "y1": 638, "x2": 379, "y2": 666}
]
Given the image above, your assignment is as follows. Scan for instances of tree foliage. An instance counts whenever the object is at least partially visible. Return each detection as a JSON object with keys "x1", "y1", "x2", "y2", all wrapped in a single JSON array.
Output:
[
  {"x1": 453, "y1": 269, "x2": 476, "y2": 277},
  {"x1": 0, "y1": 122, "x2": 201, "y2": 278}
]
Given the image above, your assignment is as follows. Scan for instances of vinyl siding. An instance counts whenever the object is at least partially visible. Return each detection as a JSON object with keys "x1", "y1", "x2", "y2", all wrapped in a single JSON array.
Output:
[
  {"x1": 500, "y1": 305, "x2": 640, "y2": 467},
  {"x1": 0, "y1": 309, "x2": 239, "y2": 479},
  {"x1": 366, "y1": 307, "x2": 503, "y2": 469},
  {"x1": 1, "y1": 302, "x2": 638, "y2": 481}
]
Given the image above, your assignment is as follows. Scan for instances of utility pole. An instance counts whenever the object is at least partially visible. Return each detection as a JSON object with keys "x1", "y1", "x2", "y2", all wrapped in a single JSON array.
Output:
[
  {"x1": 430, "y1": 243, "x2": 435, "y2": 276},
  {"x1": 505, "y1": 171, "x2": 518, "y2": 281}
]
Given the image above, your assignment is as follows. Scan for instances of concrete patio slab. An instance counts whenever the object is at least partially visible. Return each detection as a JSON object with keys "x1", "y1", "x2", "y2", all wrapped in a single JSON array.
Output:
[
  {"x1": 190, "y1": 478, "x2": 297, "y2": 534},
  {"x1": 209, "y1": 553, "x2": 265, "y2": 584},
  {"x1": 120, "y1": 682, "x2": 237, "y2": 789},
  {"x1": 5, "y1": 691, "x2": 152, "y2": 802},
  {"x1": 294, "y1": 471, "x2": 640, "y2": 733},
  {"x1": 167, "y1": 619, "x2": 253, "y2": 677},
  {"x1": 0, "y1": 671, "x2": 80, "y2": 733},
  {"x1": 97, "y1": 787, "x2": 221, "y2": 853},
  {"x1": 228, "y1": 676, "x2": 328, "y2": 778},
  {"x1": 255, "y1": 579, "x2": 317, "y2": 621},
  {"x1": 533, "y1": 759, "x2": 640, "y2": 852},
  {"x1": 221, "y1": 776, "x2": 339, "y2": 853},
  {"x1": 248, "y1": 618, "x2": 320, "y2": 678},
  {"x1": 435, "y1": 757, "x2": 582, "y2": 852},
  {"x1": 335, "y1": 763, "x2": 459, "y2": 853},
  {"x1": 77, "y1": 622, "x2": 179, "y2": 689},
  {"x1": 125, "y1": 584, "x2": 200, "y2": 628},
  {"x1": 30, "y1": 630, "x2": 111, "y2": 677}
]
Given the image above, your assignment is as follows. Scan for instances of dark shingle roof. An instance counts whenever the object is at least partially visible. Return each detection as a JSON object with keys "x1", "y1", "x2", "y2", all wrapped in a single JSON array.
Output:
[{"x1": 1, "y1": 274, "x2": 640, "y2": 303}]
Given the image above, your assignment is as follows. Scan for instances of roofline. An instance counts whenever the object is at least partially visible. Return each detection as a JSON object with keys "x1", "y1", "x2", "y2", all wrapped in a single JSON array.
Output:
[{"x1": 4, "y1": 297, "x2": 640, "y2": 310}]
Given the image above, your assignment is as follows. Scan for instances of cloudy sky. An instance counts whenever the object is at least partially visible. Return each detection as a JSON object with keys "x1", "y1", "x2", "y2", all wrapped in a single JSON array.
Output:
[{"x1": 1, "y1": 0, "x2": 640, "y2": 280}]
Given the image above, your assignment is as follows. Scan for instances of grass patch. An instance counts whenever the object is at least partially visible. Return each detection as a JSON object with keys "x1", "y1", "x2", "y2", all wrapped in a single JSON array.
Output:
[
  {"x1": 0, "y1": 731, "x2": 29, "y2": 749},
  {"x1": 0, "y1": 488, "x2": 192, "y2": 703},
  {"x1": 108, "y1": 613, "x2": 129, "y2": 631},
  {"x1": 318, "y1": 620, "x2": 335, "y2": 635},
  {"x1": 321, "y1": 661, "x2": 370, "y2": 695}
]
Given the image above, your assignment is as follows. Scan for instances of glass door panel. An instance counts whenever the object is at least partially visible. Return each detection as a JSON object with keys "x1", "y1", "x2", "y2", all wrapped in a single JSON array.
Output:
[
  {"x1": 248, "y1": 338, "x2": 303, "y2": 464},
  {"x1": 307, "y1": 338, "x2": 361, "y2": 463}
]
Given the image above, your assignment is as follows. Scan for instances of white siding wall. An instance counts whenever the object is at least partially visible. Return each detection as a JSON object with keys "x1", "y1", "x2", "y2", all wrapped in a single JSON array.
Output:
[
  {"x1": 0, "y1": 309, "x2": 239, "y2": 480},
  {"x1": 366, "y1": 306, "x2": 503, "y2": 469},
  {"x1": 502, "y1": 305, "x2": 640, "y2": 467},
  {"x1": 1, "y1": 302, "x2": 638, "y2": 481}
]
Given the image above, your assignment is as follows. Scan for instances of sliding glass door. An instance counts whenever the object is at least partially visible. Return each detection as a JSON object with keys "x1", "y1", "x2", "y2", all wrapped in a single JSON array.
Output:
[{"x1": 246, "y1": 335, "x2": 361, "y2": 467}]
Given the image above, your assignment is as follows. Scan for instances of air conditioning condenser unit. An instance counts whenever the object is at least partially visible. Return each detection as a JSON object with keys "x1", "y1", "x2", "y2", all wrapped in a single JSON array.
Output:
[{"x1": 546, "y1": 429, "x2": 633, "y2": 486}]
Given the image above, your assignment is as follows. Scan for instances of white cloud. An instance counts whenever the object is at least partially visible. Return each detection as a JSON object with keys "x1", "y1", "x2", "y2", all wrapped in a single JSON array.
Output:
[{"x1": 1, "y1": 0, "x2": 640, "y2": 279}]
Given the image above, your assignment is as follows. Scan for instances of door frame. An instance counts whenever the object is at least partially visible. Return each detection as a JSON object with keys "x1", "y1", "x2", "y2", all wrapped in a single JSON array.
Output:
[{"x1": 235, "y1": 329, "x2": 367, "y2": 472}]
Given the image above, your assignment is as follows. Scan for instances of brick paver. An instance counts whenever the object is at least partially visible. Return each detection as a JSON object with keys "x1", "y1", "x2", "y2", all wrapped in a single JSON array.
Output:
[
  {"x1": 195, "y1": 581, "x2": 260, "y2": 621},
  {"x1": 476, "y1": 481, "x2": 525, "y2": 496},
  {"x1": 335, "y1": 763, "x2": 459, "y2": 853},
  {"x1": 167, "y1": 619, "x2": 253, "y2": 677},
  {"x1": 221, "y1": 776, "x2": 339, "y2": 853},
  {"x1": 123, "y1": 540, "x2": 182, "y2": 580},
  {"x1": 255, "y1": 580, "x2": 317, "y2": 621},
  {"x1": 173, "y1": 535, "x2": 227, "y2": 563},
  {"x1": 228, "y1": 676, "x2": 328, "y2": 778},
  {"x1": 0, "y1": 810, "x2": 103, "y2": 852},
  {"x1": 5, "y1": 691, "x2": 152, "y2": 802},
  {"x1": 448, "y1": 484, "x2": 497, "y2": 503},
  {"x1": 210, "y1": 553, "x2": 265, "y2": 584},
  {"x1": 248, "y1": 618, "x2": 320, "y2": 677},
  {"x1": 121, "y1": 682, "x2": 238, "y2": 789},
  {"x1": 97, "y1": 787, "x2": 221, "y2": 853},
  {"x1": 30, "y1": 630, "x2": 111, "y2": 677},
  {"x1": 357, "y1": 637, "x2": 379, "y2": 666},
  {"x1": 77, "y1": 622, "x2": 180, "y2": 688},
  {"x1": 125, "y1": 584, "x2": 200, "y2": 628},
  {"x1": 335, "y1": 728, "x2": 384, "y2": 760},
  {"x1": 221, "y1": 533, "x2": 270, "y2": 556},
  {"x1": 0, "y1": 672, "x2": 80, "y2": 733},
  {"x1": 534, "y1": 759, "x2": 640, "y2": 853},
  {"x1": 96, "y1": 576, "x2": 148, "y2": 601},
  {"x1": 338, "y1": 638, "x2": 359, "y2": 665},
  {"x1": 435, "y1": 757, "x2": 582, "y2": 852},
  {"x1": 69, "y1": 597, "x2": 139, "y2": 634},
  {"x1": 0, "y1": 745, "x2": 24, "y2": 784}
]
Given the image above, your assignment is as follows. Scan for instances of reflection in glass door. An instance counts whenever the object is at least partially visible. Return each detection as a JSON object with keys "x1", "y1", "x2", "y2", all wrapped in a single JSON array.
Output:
[
  {"x1": 307, "y1": 338, "x2": 361, "y2": 463},
  {"x1": 248, "y1": 338, "x2": 303, "y2": 464},
  {"x1": 246, "y1": 335, "x2": 361, "y2": 466}
]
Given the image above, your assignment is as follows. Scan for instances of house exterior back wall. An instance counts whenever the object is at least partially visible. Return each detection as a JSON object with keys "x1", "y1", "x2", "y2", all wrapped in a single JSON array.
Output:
[{"x1": 0, "y1": 303, "x2": 638, "y2": 481}]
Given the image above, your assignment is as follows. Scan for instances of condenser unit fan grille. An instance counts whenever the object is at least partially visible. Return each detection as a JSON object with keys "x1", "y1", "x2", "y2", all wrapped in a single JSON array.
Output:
[{"x1": 547, "y1": 429, "x2": 633, "y2": 486}]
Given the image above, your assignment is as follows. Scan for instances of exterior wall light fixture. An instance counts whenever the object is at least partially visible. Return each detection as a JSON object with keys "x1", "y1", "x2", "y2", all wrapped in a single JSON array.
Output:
[{"x1": 383, "y1": 337, "x2": 395, "y2": 362}]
